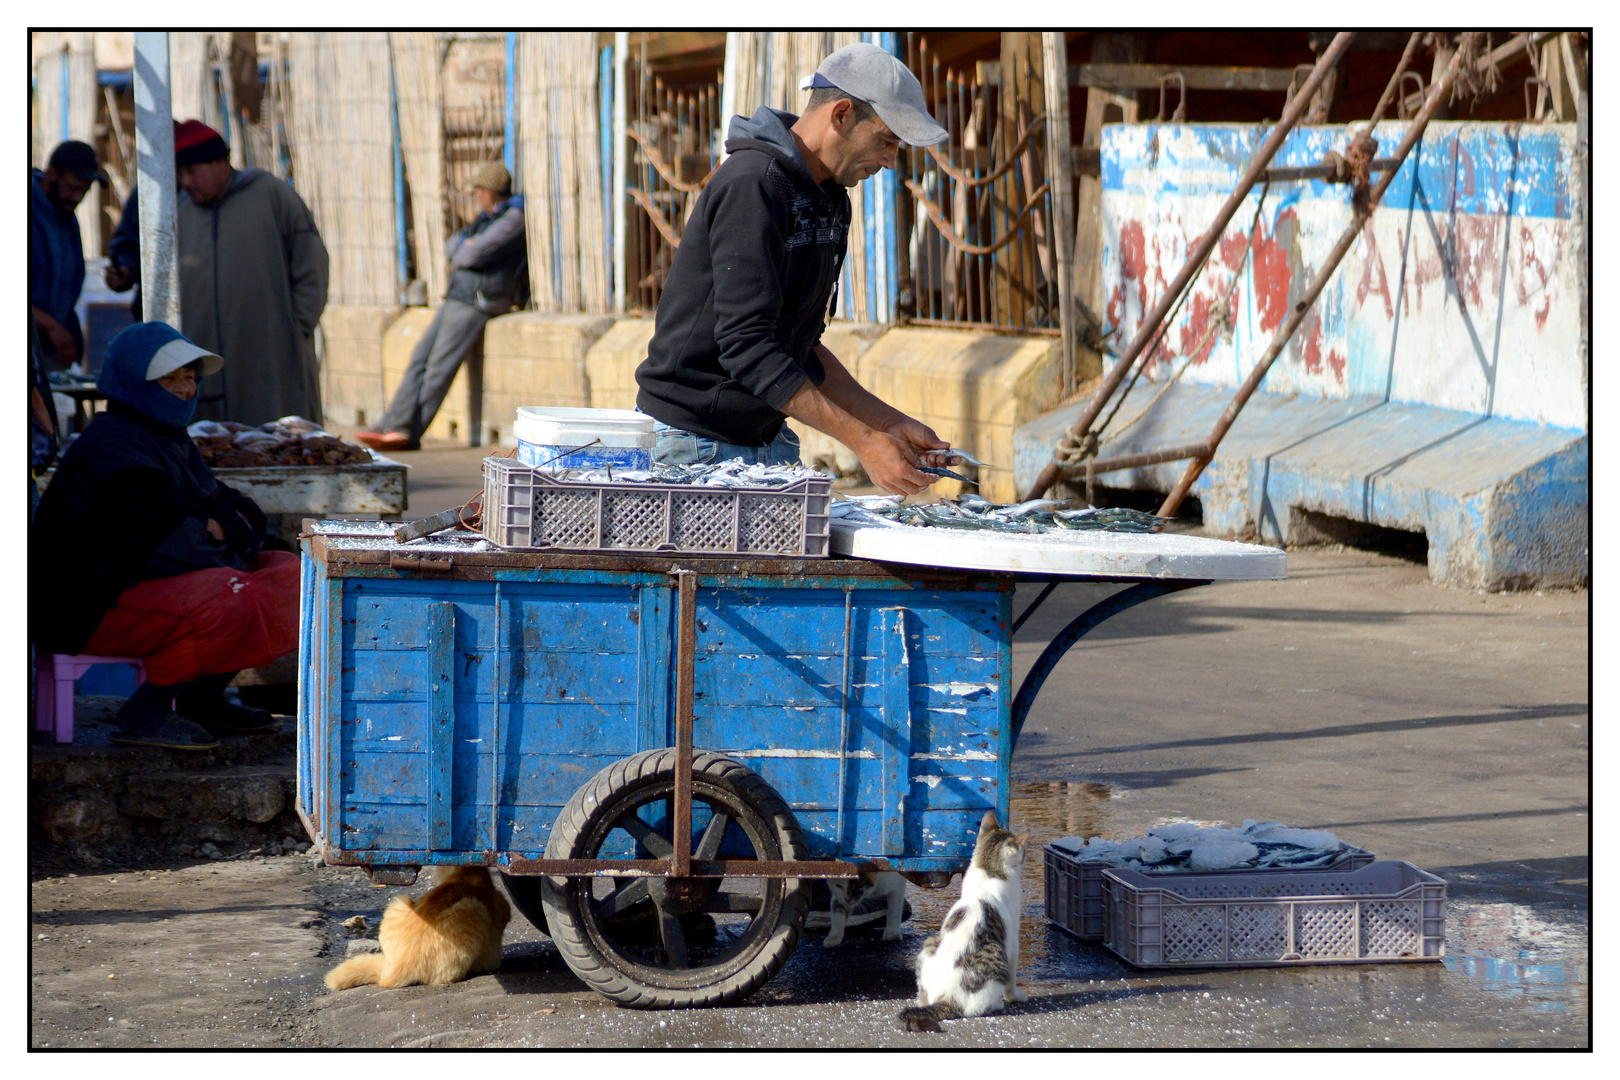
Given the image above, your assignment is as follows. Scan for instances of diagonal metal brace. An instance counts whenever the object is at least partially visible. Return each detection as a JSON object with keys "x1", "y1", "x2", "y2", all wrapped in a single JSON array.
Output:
[{"x1": 1009, "y1": 580, "x2": 1206, "y2": 749}]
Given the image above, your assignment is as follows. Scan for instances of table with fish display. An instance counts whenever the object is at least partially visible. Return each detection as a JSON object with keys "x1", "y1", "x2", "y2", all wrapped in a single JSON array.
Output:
[{"x1": 295, "y1": 467, "x2": 1284, "y2": 1010}]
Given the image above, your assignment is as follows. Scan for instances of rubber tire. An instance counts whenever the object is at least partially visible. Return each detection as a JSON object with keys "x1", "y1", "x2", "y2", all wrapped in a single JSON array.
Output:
[{"x1": 540, "y1": 748, "x2": 809, "y2": 1009}]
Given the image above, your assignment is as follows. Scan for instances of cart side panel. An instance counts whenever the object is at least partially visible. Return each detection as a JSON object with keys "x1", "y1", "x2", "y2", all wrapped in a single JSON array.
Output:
[
  {"x1": 692, "y1": 585, "x2": 1011, "y2": 867},
  {"x1": 296, "y1": 547, "x2": 318, "y2": 826},
  {"x1": 331, "y1": 576, "x2": 650, "y2": 859}
]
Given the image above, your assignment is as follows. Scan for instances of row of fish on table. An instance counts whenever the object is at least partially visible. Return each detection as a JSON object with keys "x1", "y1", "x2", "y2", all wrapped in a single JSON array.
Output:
[
  {"x1": 1058, "y1": 821, "x2": 1360, "y2": 873},
  {"x1": 535, "y1": 457, "x2": 1171, "y2": 536}
]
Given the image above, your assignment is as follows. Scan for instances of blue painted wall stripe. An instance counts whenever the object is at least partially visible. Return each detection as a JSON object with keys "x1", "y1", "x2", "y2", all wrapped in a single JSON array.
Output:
[{"x1": 1101, "y1": 123, "x2": 1572, "y2": 220}]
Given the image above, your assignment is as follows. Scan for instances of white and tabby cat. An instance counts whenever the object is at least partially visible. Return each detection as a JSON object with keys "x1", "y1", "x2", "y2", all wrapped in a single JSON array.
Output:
[
  {"x1": 822, "y1": 869, "x2": 908, "y2": 947},
  {"x1": 898, "y1": 811, "x2": 1028, "y2": 1032}
]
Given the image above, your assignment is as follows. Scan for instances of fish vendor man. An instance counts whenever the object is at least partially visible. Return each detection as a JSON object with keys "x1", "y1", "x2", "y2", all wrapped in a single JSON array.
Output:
[{"x1": 636, "y1": 43, "x2": 957, "y2": 498}]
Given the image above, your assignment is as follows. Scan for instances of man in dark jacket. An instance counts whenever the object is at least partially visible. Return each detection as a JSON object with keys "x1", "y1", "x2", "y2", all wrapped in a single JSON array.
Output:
[
  {"x1": 355, "y1": 162, "x2": 527, "y2": 451},
  {"x1": 30, "y1": 140, "x2": 108, "y2": 368},
  {"x1": 636, "y1": 43, "x2": 953, "y2": 496}
]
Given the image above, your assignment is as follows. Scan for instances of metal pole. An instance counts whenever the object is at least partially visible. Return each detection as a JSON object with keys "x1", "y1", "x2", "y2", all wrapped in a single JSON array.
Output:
[
  {"x1": 503, "y1": 32, "x2": 517, "y2": 174},
  {"x1": 59, "y1": 41, "x2": 70, "y2": 142},
  {"x1": 134, "y1": 32, "x2": 180, "y2": 329},
  {"x1": 672, "y1": 570, "x2": 697, "y2": 879},
  {"x1": 1024, "y1": 31, "x2": 1356, "y2": 500},
  {"x1": 390, "y1": 58, "x2": 408, "y2": 302},
  {"x1": 1042, "y1": 32, "x2": 1076, "y2": 397},
  {"x1": 613, "y1": 32, "x2": 629, "y2": 313},
  {"x1": 1156, "y1": 37, "x2": 1480, "y2": 519}
]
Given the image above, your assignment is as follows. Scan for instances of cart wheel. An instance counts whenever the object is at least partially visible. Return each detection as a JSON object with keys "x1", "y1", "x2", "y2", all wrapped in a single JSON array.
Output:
[{"x1": 540, "y1": 748, "x2": 809, "y2": 1009}]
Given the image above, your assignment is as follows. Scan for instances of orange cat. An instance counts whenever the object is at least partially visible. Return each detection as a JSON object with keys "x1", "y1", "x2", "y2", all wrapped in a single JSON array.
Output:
[{"x1": 324, "y1": 865, "x2": 511, "y2": 991}]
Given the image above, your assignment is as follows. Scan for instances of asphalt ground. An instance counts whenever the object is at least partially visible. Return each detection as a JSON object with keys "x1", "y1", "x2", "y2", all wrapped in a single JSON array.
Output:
[{"x1": 28, "y1": 434, "x2": 1594, "y2": 1053}]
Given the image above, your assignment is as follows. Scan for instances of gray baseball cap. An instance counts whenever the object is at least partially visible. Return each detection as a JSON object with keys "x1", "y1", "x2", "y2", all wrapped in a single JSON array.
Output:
[{"x1": 799, "y1": 42, "x2": 949, "y2": 147}]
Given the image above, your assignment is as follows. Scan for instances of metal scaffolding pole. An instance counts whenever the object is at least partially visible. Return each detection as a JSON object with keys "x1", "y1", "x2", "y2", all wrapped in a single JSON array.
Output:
[
  {"x1": 134, "y1": 32, "x2": 179, "y2": 328},
  {"x1": 1155, "y1": 36, "x2": 1482, "y2": 518},
  {"x1": 1024, "y1": 31, "x2": 1356, "y2": 501}
]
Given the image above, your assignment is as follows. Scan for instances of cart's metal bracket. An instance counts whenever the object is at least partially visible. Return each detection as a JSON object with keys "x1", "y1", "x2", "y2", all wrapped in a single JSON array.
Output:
[
  {"x1": 1009, "y1": 580, "x2": 1206, "y2": 748},
  {"x1": 1011, "y1": 580, "x2": 1061, "y2": 633}
]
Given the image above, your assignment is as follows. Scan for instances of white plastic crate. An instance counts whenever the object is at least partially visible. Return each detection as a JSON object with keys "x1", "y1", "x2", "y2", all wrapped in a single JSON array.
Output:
[
  {"x1": 481, "y1": 457, "x2": 832, "y2": 557},
  {"x1": 1101, "y1": 860, "x2": 1446, "y2": 968},
  {"x1": 1044, "y1": 838, "x2": 1374, "y2": 941}
]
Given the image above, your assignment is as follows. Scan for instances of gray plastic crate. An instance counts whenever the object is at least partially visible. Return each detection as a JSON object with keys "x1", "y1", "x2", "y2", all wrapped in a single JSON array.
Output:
[
  {"x1": 481, "y1": 457, "x2": 832, "y2": 557},
  {"x1": 1101, "y1": 860, "x2": 1446, "y2": 969},
  {"x1": 1044, "y1": 838, "x2": 1374, "y2": 941}
]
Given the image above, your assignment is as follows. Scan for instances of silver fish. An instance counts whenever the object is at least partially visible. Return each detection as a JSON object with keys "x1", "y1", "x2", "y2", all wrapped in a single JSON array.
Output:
[
  {"x1": 923, "y1": 448, "x2": 998, "y2": 469},
  {"x1": 920, "y1": 465, "x2": 978, "y2": 485}
]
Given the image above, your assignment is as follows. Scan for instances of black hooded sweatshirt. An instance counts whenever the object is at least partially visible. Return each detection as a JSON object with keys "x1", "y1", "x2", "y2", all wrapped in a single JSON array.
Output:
[{"x1": 636, "y1": 107, "x2": 851, "y2": 447}]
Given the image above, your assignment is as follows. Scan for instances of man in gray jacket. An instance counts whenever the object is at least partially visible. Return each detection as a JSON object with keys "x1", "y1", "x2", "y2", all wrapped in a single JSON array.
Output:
[
  {"x1": 356, "y1": 162, "x2": 527, "y2": 451},
  {"x1": 105, "y1": 121, "x2": 332, "y2": 425}
]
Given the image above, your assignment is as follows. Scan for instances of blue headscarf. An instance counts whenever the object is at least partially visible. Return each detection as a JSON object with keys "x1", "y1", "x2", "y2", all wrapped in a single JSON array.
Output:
[{"x1": 97, "y1": 321, "x2": 217, "y2": 429}]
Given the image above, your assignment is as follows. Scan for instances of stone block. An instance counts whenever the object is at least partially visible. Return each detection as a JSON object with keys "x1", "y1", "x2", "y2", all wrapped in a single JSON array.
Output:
[
  {"x1": 475, "y1": 312, "x2": 619, "y2": 444},
  {"x1": 39, "y1": 795, "x2": 121, "y2": 844},
  {"x1": 583, "y1": 316, "x2": 658, "y2": 413},
  {"x1": 859, "y1": 328, "x2": 1063, "y2": 502},
  {"x1": 318, "y1": 304, "x2": 400, "y2": 426}
]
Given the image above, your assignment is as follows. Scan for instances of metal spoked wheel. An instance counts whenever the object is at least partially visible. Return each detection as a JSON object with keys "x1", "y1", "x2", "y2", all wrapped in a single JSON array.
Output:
[{"x1": 539, "y1": 748, "x2": 809, "y2": 1009}]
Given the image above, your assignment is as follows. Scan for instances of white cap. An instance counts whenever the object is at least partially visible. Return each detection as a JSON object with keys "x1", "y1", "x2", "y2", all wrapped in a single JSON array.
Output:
[
  {"x1": 145, "y1": 337, "x2": 224, "y2": 380},
  {"x1": 799, "y1": 42, "x2": 949, "y2": 147}
]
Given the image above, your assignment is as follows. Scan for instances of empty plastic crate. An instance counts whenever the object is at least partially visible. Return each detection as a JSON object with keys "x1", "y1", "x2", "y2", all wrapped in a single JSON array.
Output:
[
  {"x1": 1101, "y1": 860, "x2": 1446, "y2": 968},
  {"x1": 481, "y1": 457, "x2": 832, "y2": 557},
  {"x1": 1044, "y1": 837, "x2": 1374, "y2": 941}
]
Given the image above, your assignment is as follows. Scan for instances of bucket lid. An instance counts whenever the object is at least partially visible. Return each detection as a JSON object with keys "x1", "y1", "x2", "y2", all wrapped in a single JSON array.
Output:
[{"x1": 514, "y1": 406, "x2": 652, "y2": 430}]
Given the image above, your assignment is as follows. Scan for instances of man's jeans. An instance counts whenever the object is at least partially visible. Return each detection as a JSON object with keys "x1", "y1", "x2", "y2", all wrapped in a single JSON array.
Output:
[{"x1": 651, "y1": 420, "x2": 802, "y2": 467}]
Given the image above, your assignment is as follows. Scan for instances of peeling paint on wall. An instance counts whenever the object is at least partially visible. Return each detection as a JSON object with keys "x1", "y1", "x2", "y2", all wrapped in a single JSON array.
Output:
[{"x1": 1100, "y1": 121, "x2": 1582, "y2": 429}]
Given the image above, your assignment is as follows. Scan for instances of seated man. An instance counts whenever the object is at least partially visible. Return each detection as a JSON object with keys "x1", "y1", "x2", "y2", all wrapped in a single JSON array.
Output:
[
  {"x1": 356, "y1": 162, "x2": 527, "y2": 451},
  {"x1": 30, "y1": 322, "x2": 299, "y2": 750}
]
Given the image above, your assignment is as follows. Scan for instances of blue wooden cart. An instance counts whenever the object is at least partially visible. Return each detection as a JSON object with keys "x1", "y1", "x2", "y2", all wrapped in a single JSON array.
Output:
[{"x1": 297, "y1": 521, "x2": 1279, "y2": 1007}]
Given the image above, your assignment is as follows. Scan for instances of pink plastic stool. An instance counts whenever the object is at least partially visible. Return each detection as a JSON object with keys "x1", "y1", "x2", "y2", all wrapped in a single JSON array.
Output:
[{"x1": 34, "y1": 654, "x2": 148, "y2": 744}]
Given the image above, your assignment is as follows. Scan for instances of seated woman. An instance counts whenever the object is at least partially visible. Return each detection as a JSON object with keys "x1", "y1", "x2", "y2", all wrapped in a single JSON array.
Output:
[{"x1": 30, "y1": 322, "x2": 299, "y2": 750}]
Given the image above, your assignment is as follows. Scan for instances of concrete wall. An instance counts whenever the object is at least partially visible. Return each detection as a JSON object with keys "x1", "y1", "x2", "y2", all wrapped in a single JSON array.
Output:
[
  {"x1": 481, "y1": 313, "x2": 617, "y2": 444},
  {"x1": 582, "y1": 316, "x2": 657, "y2": 413},
  {"x1": 1099, "y1": 121, "x2": 1585, "y2": 430},
  {"x1": 857, "y1": 328, "x2": 1064, "y2": 504},
  {"x1": 319, "y1": 304, "x2": 399, "y2": 427}
]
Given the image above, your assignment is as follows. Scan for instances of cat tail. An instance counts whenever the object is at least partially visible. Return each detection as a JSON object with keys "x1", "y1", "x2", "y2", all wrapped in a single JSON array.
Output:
[
  {"x1": 897, "y1": 1000, "x2": 963, "y2": 1033},
  {"x1": 324, "y1": 952, "x2": 386, "y2": 991}
]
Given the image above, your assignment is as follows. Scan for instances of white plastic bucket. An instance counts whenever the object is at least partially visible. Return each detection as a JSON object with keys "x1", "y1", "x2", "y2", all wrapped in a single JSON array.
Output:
[{"x1": 513, "y1": 407, "x2": 655, "y2": 471}]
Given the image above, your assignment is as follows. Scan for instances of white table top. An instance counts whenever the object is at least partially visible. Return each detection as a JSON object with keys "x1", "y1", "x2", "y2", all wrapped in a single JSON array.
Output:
[{"x1": 830, "y1": 521, "x2": 1287, "y2": 581}]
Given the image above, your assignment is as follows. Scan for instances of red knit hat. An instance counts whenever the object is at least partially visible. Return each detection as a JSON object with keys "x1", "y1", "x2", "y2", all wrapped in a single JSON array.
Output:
[{"x1": 173, "y1": 120, "x2": 228, "y2": 168}]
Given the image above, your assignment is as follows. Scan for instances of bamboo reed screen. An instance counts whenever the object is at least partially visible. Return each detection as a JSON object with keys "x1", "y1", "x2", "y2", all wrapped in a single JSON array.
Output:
[
  {"x1": 518, "y1": 32, "x2": 609, "y2": 314},
  {"x1": 33, "y1": 32, "x2": 100, "y2": 255},
  {"x1": 389, "y1": 31, "x2": 448, "y2": 303},
  {"x1": 286, "y1": 32, "x2": 398, "y2": 307},
  {"x1": 167, "y1": 33, "x2": 219, "y2": 130}
]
